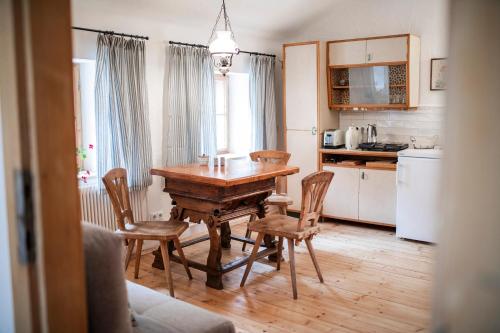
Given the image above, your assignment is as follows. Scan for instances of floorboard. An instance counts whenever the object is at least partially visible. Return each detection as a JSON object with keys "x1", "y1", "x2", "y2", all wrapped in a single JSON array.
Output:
[{"x1": 126, "y1": 220, "x2": 434, "y2": 333}]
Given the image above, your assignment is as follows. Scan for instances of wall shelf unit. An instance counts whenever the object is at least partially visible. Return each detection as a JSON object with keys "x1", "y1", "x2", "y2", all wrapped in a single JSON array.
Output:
[{"x1": 327, "y1": 34, "x2": 420, "y2": 111}]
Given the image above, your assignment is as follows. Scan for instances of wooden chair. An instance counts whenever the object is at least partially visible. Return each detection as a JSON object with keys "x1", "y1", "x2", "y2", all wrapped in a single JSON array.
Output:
[
  {"x1": 240, "y1": 171, "x2": 334, "y2": 299},
  {"x1": 102, "y1": 168, "x2": 192, "y2": 297},
  {"x1": 242, "y1": 150, "x2": 293, "y2": 251}
]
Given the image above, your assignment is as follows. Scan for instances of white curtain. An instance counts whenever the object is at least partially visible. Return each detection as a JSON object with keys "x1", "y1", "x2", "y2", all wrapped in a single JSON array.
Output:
[
  {"x1": 163, "y1": 45, "x2": 217, "y2": 166},
  {"x1": 249, "y1": 55, "x2": 277, "y2": 150},
  {"x1": 95, "y1": 34, "x2": 153, "y2": 190}
]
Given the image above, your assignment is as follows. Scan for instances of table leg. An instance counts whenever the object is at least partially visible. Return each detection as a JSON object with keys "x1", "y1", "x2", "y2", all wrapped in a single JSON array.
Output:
[
  {"x1": 257, "y1": 200, "x2": 278, "y2": 262},
  {"x1": 220, "y1": 222, "x2": 231, "y2": 249},
  {"x1": 152, "y1": 246, "x2": 164, "y2": 270},
  {"x1": 205, "y1": 216, "x2": 223, "y2": 289}
]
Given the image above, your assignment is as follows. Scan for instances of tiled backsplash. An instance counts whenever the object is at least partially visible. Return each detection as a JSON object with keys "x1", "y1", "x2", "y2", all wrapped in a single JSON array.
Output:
[{"x1": 339, "y1": 106, "x2": 445, "y2": 145}]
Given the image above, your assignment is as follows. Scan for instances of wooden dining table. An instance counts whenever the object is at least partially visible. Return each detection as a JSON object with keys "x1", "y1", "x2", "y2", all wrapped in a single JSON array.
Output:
[{"x1": 150, "y1": 159, "x2": 299, "y2": 289}]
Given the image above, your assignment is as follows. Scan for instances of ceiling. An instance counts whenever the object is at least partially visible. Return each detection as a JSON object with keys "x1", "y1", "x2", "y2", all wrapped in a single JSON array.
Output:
[{"x1": 72, "y1": 0, "x2": 340, "y2": 40}]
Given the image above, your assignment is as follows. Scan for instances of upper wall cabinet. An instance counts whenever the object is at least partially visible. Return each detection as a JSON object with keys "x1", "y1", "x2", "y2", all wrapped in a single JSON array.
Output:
[
  {"x1": 329, "y1": 40, "x2": 366, "y2": 66},
  {"x1": 327, "y1": 34, "x2": 420, "y2": 111},
  {"x1": 366, "y1": 36, "x2": 407, "y2": 63}
]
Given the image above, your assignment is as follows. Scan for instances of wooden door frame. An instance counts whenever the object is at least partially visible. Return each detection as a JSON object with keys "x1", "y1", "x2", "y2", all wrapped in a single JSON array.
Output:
[{"x1": 1, "y1": 0, "x2": 88, "y2": 332}]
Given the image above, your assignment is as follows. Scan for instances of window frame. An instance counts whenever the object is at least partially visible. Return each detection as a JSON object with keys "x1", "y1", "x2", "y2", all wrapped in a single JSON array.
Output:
[{"x1": 214, "y1": 73, "x2": 230, "y2": 154}]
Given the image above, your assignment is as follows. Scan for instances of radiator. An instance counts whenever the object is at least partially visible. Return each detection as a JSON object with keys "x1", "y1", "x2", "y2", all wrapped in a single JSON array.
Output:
[{"x1": 79, "y1": 185, "x2": 148, "y2": 231}]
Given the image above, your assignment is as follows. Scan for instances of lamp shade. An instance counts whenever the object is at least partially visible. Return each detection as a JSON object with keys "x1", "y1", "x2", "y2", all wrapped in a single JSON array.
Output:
[{"x1": 209, "y1": 31, "x2": 239, "y2": 55}]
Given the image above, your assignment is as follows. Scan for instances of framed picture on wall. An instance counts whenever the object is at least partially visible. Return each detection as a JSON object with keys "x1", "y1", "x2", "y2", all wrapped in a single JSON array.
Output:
[{"x1": 430, "y1": 58, "x2": 448, "y2": 90}]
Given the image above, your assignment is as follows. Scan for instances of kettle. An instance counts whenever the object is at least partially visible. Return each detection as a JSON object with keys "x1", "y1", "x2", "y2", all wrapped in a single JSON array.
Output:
[
  {"x1": 367, "y1": 124, "x2": 377, "y2": 143},
  {"x1": 345, "y1": 126, "x2": 361, "y2": 150}
]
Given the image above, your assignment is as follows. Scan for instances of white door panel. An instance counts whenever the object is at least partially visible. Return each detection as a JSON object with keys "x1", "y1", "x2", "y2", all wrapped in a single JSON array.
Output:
[
  {"x1": 329, "y1": 40, "x2": 367, "y2": 65},
  {"x1": 286, "y1": 130, "x2": 317, "y2": 211},
  {"x1": 322, "y1": 166, "x2": 359, "y2": 219},
  {"x1": 366, "y1": 37, "x2": 407, "y2": 63},
  {"x1": 358, "y1": 169, "x2": 397, "y2": 225},
  {"x1": 284, "y1": 43, "x2": 318, "y2": 131}
]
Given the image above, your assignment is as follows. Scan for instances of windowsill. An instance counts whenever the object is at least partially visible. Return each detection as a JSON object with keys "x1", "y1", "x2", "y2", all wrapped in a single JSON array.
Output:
[{"x1": 216, "y1": 152, "x2": 247, "y2": 160}]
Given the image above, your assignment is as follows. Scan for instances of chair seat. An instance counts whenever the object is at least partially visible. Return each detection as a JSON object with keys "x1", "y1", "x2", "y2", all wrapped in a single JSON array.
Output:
[
  {"x1": 265, "y1": 193, "x2": 293, "y2": 206},
  {"x1": 116, "y1": 220, "x2": 189, "y2": 241},
  {"x1": 248, "y1": 215, "x2": 320, "y2": 240}
]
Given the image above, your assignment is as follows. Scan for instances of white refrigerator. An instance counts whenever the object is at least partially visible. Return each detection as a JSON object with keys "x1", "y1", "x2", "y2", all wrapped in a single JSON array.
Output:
[{"x1": 396, "y1": 149, "x2": 443, "y2": 243}]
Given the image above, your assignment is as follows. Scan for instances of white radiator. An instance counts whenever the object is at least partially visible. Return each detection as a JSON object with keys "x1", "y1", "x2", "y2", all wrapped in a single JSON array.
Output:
[{"x1": 79, "y1": 185, "x2": 148, "y2": 231}]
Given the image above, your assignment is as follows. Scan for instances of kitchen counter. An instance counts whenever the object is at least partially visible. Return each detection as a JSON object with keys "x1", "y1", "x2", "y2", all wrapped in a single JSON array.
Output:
[{"x1": 319, "y1": 148, "x2": 400, "y2": 158}]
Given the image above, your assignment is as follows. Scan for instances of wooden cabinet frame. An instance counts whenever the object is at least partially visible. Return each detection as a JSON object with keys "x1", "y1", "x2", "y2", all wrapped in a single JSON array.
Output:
[{"x1": 326, "y1": 34, "x2": 420, "y2": 111}]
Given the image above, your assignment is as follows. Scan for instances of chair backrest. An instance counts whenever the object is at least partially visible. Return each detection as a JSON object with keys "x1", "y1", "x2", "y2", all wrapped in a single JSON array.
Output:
[
  {"x1": 298, "y1": 171, "x2": 334, "y2": 231},
  {"x1": 250, "y1": 150, "x2": 291, "y2": 194},
  {"x1": 102, "y1": 168, "x2": 134, "y2": 231}
]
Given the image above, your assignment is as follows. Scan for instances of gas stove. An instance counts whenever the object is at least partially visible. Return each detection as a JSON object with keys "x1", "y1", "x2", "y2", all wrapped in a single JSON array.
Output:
[{"x1": 358, "y1": 143, "x2": 409, "y2": 152}]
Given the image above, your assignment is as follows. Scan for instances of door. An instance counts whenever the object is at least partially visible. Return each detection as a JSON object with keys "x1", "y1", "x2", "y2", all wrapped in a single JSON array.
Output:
[
  {"x1": 396, "y1": 157, "x2": 442, "y2": 242},
  {"x1": 284, "y1": 42, "x2": 318, "y2": 131},
  {"x1": 366, "y1": 36, "x2": 407, "y2": 63},
  {"x1": 287, "y1": 130, "x2": 317, "y2": 211},
  {"x1": 329, "y1": 40, "x2": 367, "y2": 66},
  {"x1": 322, "y1": 166, "x2": 359, "y2": 219},
  {"x1": 358, "y1": 169, "x2": 397, "y2": 225},
  {"x1": 284, "y1": 42, "x2": 319, "y2": 210},
  {"x1": 0, "y1": 0, "x2": 88, "y2": 331}
]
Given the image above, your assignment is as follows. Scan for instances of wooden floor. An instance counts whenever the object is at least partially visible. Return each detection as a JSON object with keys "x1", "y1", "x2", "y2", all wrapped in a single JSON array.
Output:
[{"x1": 126, "y1": 220, "x2": 434, "y2": 333}]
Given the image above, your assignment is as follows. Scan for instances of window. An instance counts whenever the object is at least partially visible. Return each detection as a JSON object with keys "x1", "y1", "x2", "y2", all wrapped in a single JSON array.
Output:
[
  {"x1": 215, "y1": 74, "x2": 229, "y2": 153},
  {"x1": 72, "y1": 59, "x2": 97, "y2": 184},
  {"x1": 214, "y1": 72, "x2": 252, "y2": 156}
]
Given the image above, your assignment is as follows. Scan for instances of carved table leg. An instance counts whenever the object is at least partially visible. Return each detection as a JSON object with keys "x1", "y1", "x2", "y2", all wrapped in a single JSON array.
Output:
[
  {"x1": 152, "y1": 246, "x2": 164, "y2": 270},
  {"x1": 205, "y1": 216, "x2": 223, "y2": 289},
  {"x1": 257, "y1": 198, "x2": 278, "y2": 262},
  {"x1": 220, "y1": 222, "x2": 231, "y2": 249}
]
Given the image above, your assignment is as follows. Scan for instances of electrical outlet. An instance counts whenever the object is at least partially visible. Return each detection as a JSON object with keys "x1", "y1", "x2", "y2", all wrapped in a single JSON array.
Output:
[{"x1": 149, "y1": 211, "x2": 164, "y2": 221}]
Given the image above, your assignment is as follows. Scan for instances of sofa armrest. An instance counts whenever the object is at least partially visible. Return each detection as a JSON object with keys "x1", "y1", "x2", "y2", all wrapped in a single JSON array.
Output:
[{"x1": 127, "y1": 281, "x2": 235, "y2": 333}]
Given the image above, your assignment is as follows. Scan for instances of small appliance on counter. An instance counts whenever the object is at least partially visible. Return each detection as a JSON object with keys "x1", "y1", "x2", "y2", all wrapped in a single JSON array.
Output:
[
  {"x1": 345, "y1": 126, "x2": 361, "y2": 150},
  {"x1": 359, "y1": 143, "x2": 409, "y2": 152},
  {"x1": 367, "y1": 124, "x2": 377, "y2": 143},
  {"x1": 323, "y1": 129, "x2": 345, "y2": 149}
]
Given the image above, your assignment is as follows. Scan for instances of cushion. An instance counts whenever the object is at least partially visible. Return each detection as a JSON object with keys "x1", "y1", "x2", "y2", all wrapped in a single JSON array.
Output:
[
  {"x1": 127, "y1": 281, "x2": 235, "y2": 333},
  {"x1": 82, "y1": 223, "x2": 132, "y2": 333}
]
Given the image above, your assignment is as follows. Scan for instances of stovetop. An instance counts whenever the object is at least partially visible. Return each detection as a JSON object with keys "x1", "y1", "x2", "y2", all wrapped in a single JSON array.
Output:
[{"x1": 358, "y1": 143, "x2": 409, "y2": 152}]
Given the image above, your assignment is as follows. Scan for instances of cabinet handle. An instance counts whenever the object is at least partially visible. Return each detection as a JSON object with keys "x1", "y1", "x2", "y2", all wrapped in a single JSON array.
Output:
[
  {"x1": 367, "y1": 53, "x2": 372, "y2": 62},
  {"x1": 312, "y1": 126, "x2": 317, "y2": 135},
  {"x1": 361, "y1": 171, "x2": 365, "y2": 180}
]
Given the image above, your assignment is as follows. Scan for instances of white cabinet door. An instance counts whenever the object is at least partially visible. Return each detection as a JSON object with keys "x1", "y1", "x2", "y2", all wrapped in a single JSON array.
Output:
[
  {"x1": 329, "y1": 40, "x2": 367, "y2": 66},
  {"x1": 358, "y1": 169, "x2": 397, "y2": 225},
  {"x1": 366, "y1": 36, "x2": 407, "y2": 63},
  {"x1": 322, "y1": 166, "x2": 359, "y2": 220},
  {"x1": 286, "y1": 130, "x2": 317, "y2": 211},
  {"x1": 284, "y1": 43, "x2": 318, "y2": 131}
]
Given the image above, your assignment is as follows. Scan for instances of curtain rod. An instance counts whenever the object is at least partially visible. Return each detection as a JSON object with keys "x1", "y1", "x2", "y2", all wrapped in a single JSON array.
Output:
[
  {"x1": 72, "y1": 26, "x2": 149, "y2": 40},
  {"x1": 168, "y1": 41, "x2": 276, "y2": 58}
]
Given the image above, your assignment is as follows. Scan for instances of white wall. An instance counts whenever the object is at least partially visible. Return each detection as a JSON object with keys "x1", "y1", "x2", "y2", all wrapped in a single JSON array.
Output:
[
  {"x1": 71, "y1": 4, "x2": 283, "y2": 215},
  {"x1": 283, "y1": 0, "x2": 449, "y2": 144}
]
